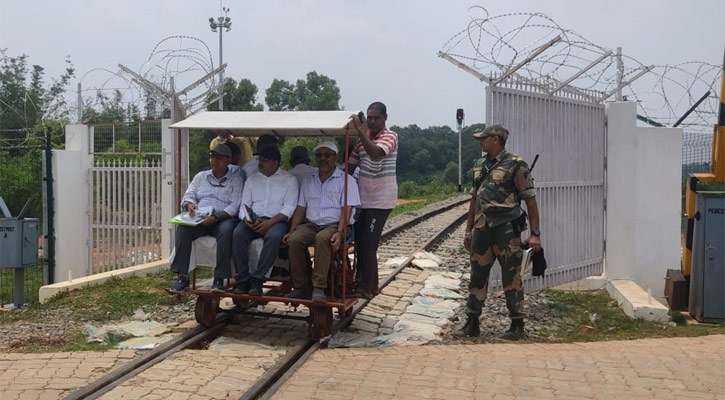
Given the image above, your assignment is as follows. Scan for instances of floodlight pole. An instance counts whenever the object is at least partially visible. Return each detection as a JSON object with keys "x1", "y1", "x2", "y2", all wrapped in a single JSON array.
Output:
[{"x1": 209, "y1": 7, "x2": 232, "y2": 110}]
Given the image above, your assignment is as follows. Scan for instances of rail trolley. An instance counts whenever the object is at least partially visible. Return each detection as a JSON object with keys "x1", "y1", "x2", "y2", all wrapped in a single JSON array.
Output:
[{"x1": 168, "y1": 111, "x2": 364, "y2": 338}]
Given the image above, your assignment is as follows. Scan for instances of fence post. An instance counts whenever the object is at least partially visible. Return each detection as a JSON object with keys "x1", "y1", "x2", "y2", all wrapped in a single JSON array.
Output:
[{"x1": 44, "y1": 128, "x2": 55, "y2": 284}]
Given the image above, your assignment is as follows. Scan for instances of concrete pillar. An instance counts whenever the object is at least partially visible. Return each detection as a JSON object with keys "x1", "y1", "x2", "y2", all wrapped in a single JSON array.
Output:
[
  {"x1": 161, "y1": 119, "x2": 173, "y2": 257},
  {"x1": 53, "y1": 124, "x2": 93, "y2": 281},
  {"x1": 605, "y1": 102, "x2": 682, "y2": 302}
]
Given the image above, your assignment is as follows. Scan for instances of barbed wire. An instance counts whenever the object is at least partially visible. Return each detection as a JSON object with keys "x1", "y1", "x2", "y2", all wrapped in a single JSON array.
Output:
[
  {"x1": 441, "y1": 6, "x2": 721, "y2": 135},
  {"x1": 74, "y1": 35, "x2": 218, "y2": 125}
]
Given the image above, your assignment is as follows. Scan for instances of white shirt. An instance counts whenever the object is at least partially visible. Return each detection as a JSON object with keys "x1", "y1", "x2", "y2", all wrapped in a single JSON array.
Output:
[
  {"x1": 239, "y1": 168, "x2": 299, "y2": 220},
  {"x1": 288, "y1": 163, "x2": 318, "y2": 186},
  {"x1": 242, "y1": 156, "x2": 258, "y2": 180}
]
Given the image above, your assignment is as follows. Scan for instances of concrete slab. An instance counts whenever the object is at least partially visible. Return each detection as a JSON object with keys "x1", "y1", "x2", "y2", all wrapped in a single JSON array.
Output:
[
  {"x1": 39, "y1": 259, "x2": 168, "y2": 303},
  {"x1": 607, "y1": 279, "x2": 670, "y2": 322},
  {"x1": 551, "y1": 276, "x2": 608, "y2": 292}
]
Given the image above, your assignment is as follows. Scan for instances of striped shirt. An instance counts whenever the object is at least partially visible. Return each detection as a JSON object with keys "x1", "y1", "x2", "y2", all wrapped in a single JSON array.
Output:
[
  {"x1": 349, "y1": 128, "x2": 398, "y2": 209},
  {"x1": 181, "y1": 168, "x2": 244, "y2": 216},
  {"x1": 239, "y1": 169, "x2": 299, "y2": 220},
  {"x1": 298, "y1": 167, "x2": 360, "y2": 226}
]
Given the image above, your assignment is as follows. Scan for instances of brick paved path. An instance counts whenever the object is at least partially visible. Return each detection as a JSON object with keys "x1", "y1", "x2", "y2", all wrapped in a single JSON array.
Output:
[
  {"x1": 0, "y1": 350, "x2": 137, "y2": 400},
  {"x1": 272, "y1": 335, "x2": 725, "y2": 400}
]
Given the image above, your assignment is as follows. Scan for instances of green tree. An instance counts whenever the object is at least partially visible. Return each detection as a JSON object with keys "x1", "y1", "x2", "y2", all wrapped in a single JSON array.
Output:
[
  {"x1": 265, "y1": 71, "x2": 341, "y2": 111},
  {"x1": 0, "y1": 49, "x2": 74, "y2": 135},
  {"x1": 0, "y1": 50, "x2": 74, "y2": 219},
  {"x1": 206, "y1": 77, "x2": 264, "y2": 111}
]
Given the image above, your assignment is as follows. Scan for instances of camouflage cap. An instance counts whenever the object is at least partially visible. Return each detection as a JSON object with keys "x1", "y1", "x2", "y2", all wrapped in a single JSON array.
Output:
[{"x1": 472, "y1": 124, "x2": 509, "y2": 141}]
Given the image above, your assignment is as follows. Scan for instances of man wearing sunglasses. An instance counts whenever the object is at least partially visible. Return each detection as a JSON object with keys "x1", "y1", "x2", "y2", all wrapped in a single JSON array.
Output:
[
  {"x1": 210, "y1": 129, "x2": 256, "y2": 166},
  {"x1": 169, "y1": 144, "x2": 244, "y2": 293},
  {"x1": 284, "y1": 142, "x2": 360, "y2": 302}
]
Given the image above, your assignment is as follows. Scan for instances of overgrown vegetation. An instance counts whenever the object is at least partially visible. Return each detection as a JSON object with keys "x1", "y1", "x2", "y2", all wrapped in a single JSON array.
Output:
[
  {"x1": 0, "y1": 267, "x2": 214, "y2": 324},
  {"x1": 538, "y1": 290, "x2": 724, "y2": 343}
]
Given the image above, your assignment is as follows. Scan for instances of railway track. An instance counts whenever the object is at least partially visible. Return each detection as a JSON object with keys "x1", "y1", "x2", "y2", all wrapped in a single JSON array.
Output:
[{"x1": 65, "y1": 195, "x2": 469, "y2": 400}]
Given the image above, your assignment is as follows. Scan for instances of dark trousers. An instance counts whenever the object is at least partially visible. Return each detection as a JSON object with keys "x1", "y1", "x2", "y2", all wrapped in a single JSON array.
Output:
[
  {"x1": 354, "y1": 208, "x2": 391, "y2": 290},
  {"x1": 232, "y1": 220, "x2": 288, "y2": 283},
  {"x1": 466, "y1": 221, "x2": 525, "y2": 320},
  {"x1": 170, "y1": 218, "x2": 238, "y2": 278}
]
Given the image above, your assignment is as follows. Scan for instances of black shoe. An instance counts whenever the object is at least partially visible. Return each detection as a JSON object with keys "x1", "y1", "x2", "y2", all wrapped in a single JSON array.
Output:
[
  {"x1": 210, "y1": 278, "x2": 225, "y2": 293},
  {"x1": 454, "y1": 315, "x2": 480, "y2": 337},
  {"x1": 311, "y1": 288, "x2": 327, "y2": 302},
  {"x1": 232, "y1": 280, "x2": 249, "y2": 294},
  {"x1": 284, "y1": 288, "x2": 312, "y2": 300},
  {"x1": 248, "y1": 278, "x2": 264, "y2": 296},
  {"x1": 170, "y1": 275, "x2": 189, "y2": 294},
  {"x1": 501, "y1": 319, "x2": 526, "y2": 341}
]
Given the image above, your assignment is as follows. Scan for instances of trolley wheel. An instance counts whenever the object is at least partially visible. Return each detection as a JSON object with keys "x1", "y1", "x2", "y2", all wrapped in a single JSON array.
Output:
[
  {"x1": 309, "y1": 307, "x2": 333, "y2": 339},
  {"x1": 194, "y1": 296, "x2": 218, "y2": 327}
]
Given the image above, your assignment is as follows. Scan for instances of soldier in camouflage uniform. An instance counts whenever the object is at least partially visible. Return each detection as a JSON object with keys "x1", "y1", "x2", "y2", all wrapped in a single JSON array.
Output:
[{"x1": 458, "y1": 124, "x2": 542, "y2": 340}]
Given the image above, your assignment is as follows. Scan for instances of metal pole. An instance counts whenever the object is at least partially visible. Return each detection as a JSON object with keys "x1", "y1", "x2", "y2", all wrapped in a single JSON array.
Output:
[
  {"x1": 218, "y1": 23, "x2": 224, "y2": 110},
  {"x1": 615, "y1": 47, "x2": 623, "y2": 101},
  {"x1": 77, "y1": 82, "x2": 83, "y2": 123},
  {"x1": 674, "y1": 91, "x2": 712, "y2": 127},
  {"x1": 458, "y1": 124, "x2": 462, "y2": 192},
  {"x1": 44, "y1": 127, "x2": 55, "y2": 284},
  {"x1": 13, "y1": 268, "x2": 24, "y2": 308}
]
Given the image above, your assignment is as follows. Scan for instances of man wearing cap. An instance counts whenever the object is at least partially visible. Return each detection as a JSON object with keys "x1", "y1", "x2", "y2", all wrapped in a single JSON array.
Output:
[
  {"x1": 169, "y1": 144, "x2": 244, "y2": 293},
  {"x1": 242, "y1": 134, "x2": 279, "y2": 179},
  {"x1": 459, "y1": 124, "x2": 542, "y2": 340},
  {"x1": 348, "y1": 101, "x2": 398, "y2": 299},
  {"x1": 231, "y1": 147, "x2": 299, "y2": 295},
  {"x1": 284, "y1": 141, "x2": 360, "y2": 302},
  {"x1": 288, "y1": 146, "x2": 318, "y2": 186},
  {"x1": 210, "y1": 129, "x2": 256, "y2": 166}
]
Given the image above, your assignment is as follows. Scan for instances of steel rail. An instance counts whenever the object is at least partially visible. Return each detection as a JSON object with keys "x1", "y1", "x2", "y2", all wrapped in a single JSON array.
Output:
[
  {"x1": 65, "y1": 196, "x2": 471, "y2": 400},
  {"x1": 247, "y1": 205, "x2": 469, "y2": 400},
  {"x1": 64, "y1": 316, "x2": 230, "y2": 400}
]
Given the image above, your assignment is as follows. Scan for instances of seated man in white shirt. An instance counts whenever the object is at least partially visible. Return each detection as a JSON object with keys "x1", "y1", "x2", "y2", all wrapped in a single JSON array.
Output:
[
  {"x1": 170, "y1": 144, "x2": 243, "y2": 293},
  {"x1": 283, "y1": 142, "x2": 360, "y2": 302},
  {"x1": 232, "y1": 147, "x2": 299, "y2": 295},
  {"x1": 242, "y1": 134, "x2": 279, "y2": 179}
]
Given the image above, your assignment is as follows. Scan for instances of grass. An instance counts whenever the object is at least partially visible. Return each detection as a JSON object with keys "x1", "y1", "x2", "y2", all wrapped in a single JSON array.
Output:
[
  {"x1": 0, "y1": 264, "x2": 46, "y2": 305},
  {"x1": 0, "y1": 267, "x2": 215, "y2": 352},
  {"x1": 390, "y1": 192, "x2": 460, "y2": 218},
  {"x1": 537, "y1": 289, "x2": 725, "y2": 342}
]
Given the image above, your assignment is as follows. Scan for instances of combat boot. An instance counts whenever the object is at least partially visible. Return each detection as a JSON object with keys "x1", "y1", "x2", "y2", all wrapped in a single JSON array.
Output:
[
  {"x1": 501, "y1": 319, "x2": 525, "y2": 341},
  {"x1": 455, "y1": 315, "x2": 480, "y2": 337}
]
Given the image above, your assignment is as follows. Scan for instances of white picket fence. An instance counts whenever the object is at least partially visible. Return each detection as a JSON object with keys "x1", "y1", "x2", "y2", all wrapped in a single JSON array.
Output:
[{"x1": 89, "y1": 158, "x2": 163, "y2": 274}]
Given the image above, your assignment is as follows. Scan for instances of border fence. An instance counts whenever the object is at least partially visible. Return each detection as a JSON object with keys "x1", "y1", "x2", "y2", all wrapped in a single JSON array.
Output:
[
  {"x1": 0, "y1": 128, "x2": 56, "y2": 306},
  {"x1": 88, "y1": 120, "x2": 164, "y2": 274},
  {"x1": 682, "y1": 131, "x2": 714, "y2": 175}
]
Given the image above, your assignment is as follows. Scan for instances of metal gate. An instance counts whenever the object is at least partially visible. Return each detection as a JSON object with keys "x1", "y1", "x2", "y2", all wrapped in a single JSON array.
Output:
[
  {"x1": 486, "y1": 82, "x2": 606, "y2": 292},
  {"x1": 88, "y1": 121, "x2": 164, "y2": 274}
]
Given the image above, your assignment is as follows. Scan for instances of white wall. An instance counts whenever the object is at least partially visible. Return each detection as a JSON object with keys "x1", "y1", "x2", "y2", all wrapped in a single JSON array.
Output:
[
  {"x1": 53, "y1": 124, "x2": 92, "y2": 281},
  {"x1": 605, "y1": 102, "x2": 682, "y2": 302}
]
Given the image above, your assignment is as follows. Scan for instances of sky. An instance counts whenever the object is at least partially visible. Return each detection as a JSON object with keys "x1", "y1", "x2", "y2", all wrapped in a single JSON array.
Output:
[{"x1": 1, "y1": 0, "x2": 723, "y2": 128}]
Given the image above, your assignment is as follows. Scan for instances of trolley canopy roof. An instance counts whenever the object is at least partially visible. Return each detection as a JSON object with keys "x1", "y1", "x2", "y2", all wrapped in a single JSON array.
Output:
[{"x1": 169, "y1": 110, "x2": 362, "y2": 137}]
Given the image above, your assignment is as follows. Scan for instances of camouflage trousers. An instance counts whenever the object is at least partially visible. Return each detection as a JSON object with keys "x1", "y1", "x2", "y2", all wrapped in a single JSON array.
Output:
[{"x1": 466, "y1": 221, "x2": 525, "y2": 320}]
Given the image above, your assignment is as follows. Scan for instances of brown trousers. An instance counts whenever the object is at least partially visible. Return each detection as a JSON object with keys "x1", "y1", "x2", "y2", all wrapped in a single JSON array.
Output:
[{"x1": 287, "y1": 222, "x2": 349, "y2": 289}]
